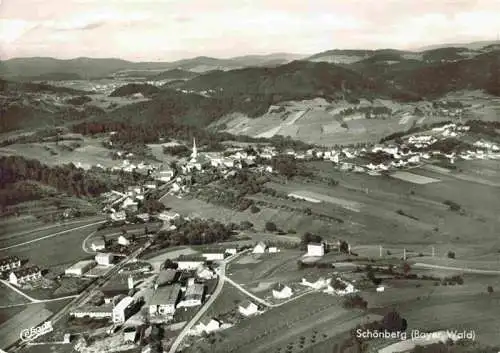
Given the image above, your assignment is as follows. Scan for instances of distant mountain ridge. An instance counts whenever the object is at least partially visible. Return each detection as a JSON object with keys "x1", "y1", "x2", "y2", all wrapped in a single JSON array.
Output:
[{"x1": 0, "y1": 53, "x2": 304, "y2": 80}]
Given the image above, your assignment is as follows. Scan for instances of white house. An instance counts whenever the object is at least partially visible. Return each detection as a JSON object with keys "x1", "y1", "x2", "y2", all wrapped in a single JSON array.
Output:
[
  {"x1": 268, "y1": 246, "x2": 279, "y2": 253},
  {"x1": 118, "y1": 235, "x2": 131, "y2": 246},
  {"x1": 196, "y1": 266, "x2": 215, "y2": 280},
  {"x1": 9, "y1": 266, "x2": 42, "y2": 286},
  {"x1": 95, "y1": 253, "x2": 114, "y2": 266},
  {"x1": 65, "y1": 260, "x2": 96, "y2": 276},
  {"x1": 306, "y1": 243, "x2": 325, "y2": 257},
  {"x1": 112, "y1": 296, "x2": 135, "y2": 324},
  {"x1": 272, "y1": 284, "x2": 293, "y2": 299},
  {"x1": 238, "y1": 300, "x2": 259, "y2": 317},
  {"x1": 157, "y1": 211, "x2": 180, "y2": 223},
  {"x1": 252, "y1": 242, "x2": 267, "y2": 254},
  {"x1": 376, "y1": 286, "x2": 385, "y2": 292},
  {"x1": 224, "y1": 248, "x2": 238, "y2": 256},
  {"x1": 90, "y1": 237, "x2": 106, "y2": 252}
]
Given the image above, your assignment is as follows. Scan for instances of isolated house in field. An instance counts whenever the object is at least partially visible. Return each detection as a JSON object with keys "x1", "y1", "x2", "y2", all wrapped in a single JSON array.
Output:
[
  {"x1": 238, "y1": 300, "x2": 259, "y2": 317},
  {"x1": 65, "y1": 260, "x2": 96, "y2": 276},
  {"x1": 149, "y1": 284, "x2": 181, "y2": 317},
  {"x1": 0, "y1": 256, "x2": 21, "y2": 272},
  {"x1": 272, "y1": 284, "x2": 293, "y2": 299},
  {"x1": 306, "y1": 243, "x2": 325, "y2": 257},
  {"x1": 95, "y1": 253, "x2": 114, "y2": 266},
  {"x1": 9, "y1": 266, "x2": 42, "y2": 286},
  {"x1": 252, "y1": 242, "x2": 267, "y2": 254},
  {"x1": 118, "y1": 235, "x2": 131, "y2": 246},
  {"x1": 90, "y1": 237, "x2": 106, "y2": 252}
]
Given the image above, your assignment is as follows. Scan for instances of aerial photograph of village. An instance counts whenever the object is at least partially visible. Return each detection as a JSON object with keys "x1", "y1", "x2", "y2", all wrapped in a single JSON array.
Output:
[{"x1": 0, "y1": 1, "x2": 500, "y2": 353}]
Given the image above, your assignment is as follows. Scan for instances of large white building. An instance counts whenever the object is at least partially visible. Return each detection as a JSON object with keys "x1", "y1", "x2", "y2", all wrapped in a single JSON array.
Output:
[
  {"x1": 306, "y1": 243, "x2": 325, "y2": 257},
  {"x1": 238, "y1": 300, "x2": 259, "y2": 317},
  {"x1": 252, "y1": 242, "x2": 267, "y2": 254},
  {"x1": 90, "y1": 237, "x2": 106, "y2": 252},
  {"x1": 272, "y1": 284, "x2": 293, "y2": 299},
  {"x1": 112, "y1": 296, "x2": 136, "y2": 324},
  {"x1": 174, "y1": 256, "x2": 205, "y2": 270},
  {"x1": 149, "y1": 284, "x2": 181, "y2": 317},
  {"x1": 65, "y1": 260, "x2": 96, "y2": 277}
]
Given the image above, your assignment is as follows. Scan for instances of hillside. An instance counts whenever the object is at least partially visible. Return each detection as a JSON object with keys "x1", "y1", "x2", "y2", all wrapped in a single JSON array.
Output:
[
  {"x1": 151, "y1": 69, "x2": 199, "y2": 80},
  {"x1": 109, "y1": 83, "x2": 161, "y2": 98}
]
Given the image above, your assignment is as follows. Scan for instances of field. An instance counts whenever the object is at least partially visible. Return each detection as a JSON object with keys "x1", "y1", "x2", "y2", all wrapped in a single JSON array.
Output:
[
  {"x1": 2, "y1": 219, "x2": 103, "y2": 268},
  {"x1": 287, "y1": 190, "x2": 362, "y2": 212},
  {"x1": 390, "y1": 171, "x2": 441, "y2": 184},
  {"x1": 0, "y1": 282, "x2": 31, "y2": 307},
  {"x1": 186, "y1": 293, "x2": 374, "y2": 353}
]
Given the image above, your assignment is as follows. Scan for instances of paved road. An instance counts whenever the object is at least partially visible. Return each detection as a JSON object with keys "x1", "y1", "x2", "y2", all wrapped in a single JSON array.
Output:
[
  {"x1": 0, "y1": 220, "x2": 107, "y2": 251},
  {"x1": 222, "y1": 275, "x2": 272, "y2": 307}
]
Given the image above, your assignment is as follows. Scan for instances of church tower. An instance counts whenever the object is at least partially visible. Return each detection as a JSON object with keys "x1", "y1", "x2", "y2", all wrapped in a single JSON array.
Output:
[{"x1": 190, "y1": 138, "x2": 198, "y2": 159}]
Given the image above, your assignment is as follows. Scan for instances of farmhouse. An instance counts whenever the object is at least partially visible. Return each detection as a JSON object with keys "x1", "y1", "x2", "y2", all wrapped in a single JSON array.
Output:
[
  {"x1": 174, "y1": 255, "x2": 205, "y2": 270},
  {"x1": 155, "y1": 269, "x2": 178, "y2": 289},
  {"x1": 202, "y1": 249, "x2": 226, "y2": 261},
  {"x1": 149, "y1": 284, "x2": 181, "y2": 317},
  {"x1": 95, "y1": 253, "x2": 114, "y2": 266},
  {"x1": 0, "y1": 256, "x2": 21, "y2": 271},
  {"x1": 178, "y1": 282, "x2": 205, "y2": 308},
  {"x1": 70, "y1": 305, "x2": 113, "y2": 319},
  {"x1": 65, "y1": 260, "x2": 96, "y2": 277},
  {"x1": 9, "y1": 266, "x2": 42, "y2": 286},
  {"x1": 268, "y1": 246, "x2": 279, "y2": 253},
  {"x1": 90, "y1": 237, "x2": 106, "y2": 252},
  {"x1": 196, "y1": 266, "x2": 215, "y2": 280},
  {"x1": 272, "y1": 284, "x2": 293, "y2": 299},
  {"x1": 112, "y1": 296, "x2": 136, "y2": 324},
  {"x1": 224, "y1": 247, "x2": 237, "y2": 256},
  {"x1": 238, "y1": 300, "x2": 259, "y2": 317},
  {"x1": 306, "y1": 243, "x2": 325, "y2": 257},
  {"x1": 192, "y1": 318, "x2": 222, "y2": 335},
  {"x1": 252, "y1": 242, "x2": 267, "y2": 254}
]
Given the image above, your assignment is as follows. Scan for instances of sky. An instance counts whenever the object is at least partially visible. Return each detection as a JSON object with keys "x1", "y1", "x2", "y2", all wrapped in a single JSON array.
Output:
[{"x1": 1, "y1": 0, "x2": 499, "y2": 61}]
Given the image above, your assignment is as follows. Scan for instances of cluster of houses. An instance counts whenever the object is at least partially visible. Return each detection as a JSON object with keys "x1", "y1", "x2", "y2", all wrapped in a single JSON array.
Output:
[
  {"x1": 65, "y1": 252, "x2": 115, "y2": 277},
  {"x1": 1, "y1": 256, "x2": 43, "y2": 287}
]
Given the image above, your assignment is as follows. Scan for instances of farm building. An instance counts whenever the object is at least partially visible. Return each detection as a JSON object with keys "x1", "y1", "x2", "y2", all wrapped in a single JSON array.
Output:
[
  {"x1": 268, "y1": 246, "x2": 279, "y2": 253},
  {"x1": 238, "y1": 300, "x2": 259, "y2": 317},
  {"x1": 191, "y1": 318, "x2": 222, "y2": 335},
  {"x1": 157, "y1": 211, "x2": 180, "y2": 222},
  {"x1": 252, "y1": 242, "x2": 267, "y2": 254},
  {"x1": 155, "y1": 269, "x2": 178, "y2": 289},
  {"x1": 178, "y1": 282, "x2": 205, "y2": 308},
  {"x1": 95, "y1": 253, "x2": 114, "y2": 266},
  {"x1": 301, "y1": 276, "x2": 330, "y2": 290},
  {"x1": 118, "y1": 235, "x2": 131, "y2": 246},
  {"x1": 149, "y1": 284, "x2": 181, "y2": 317},
  {"x1": 0, "y1": 256, "x2": 21, "y2": 271},
  {"x1": 90, "y1": 237, "x2": 106, "y2": 252},
  {"x1": 202, "y1": 249, "x2": 225, "y2": 261},
  {"x1": 306, "y1": 243, "x2": 325, "y2": 257},
  {"x1": 9, "y1": 266, "x2": 42, "y2": 286},
  {"x1": 110, "y1": 210, "x2": 127, "y2": 222},
  {"x1": 174, "y1": 255, "x2": 205, "y2": 270},
  {"x1": 65, "y1": 260, "x2": 96, "y2": 276},
  {"x1": 101, "y1": 275, "x2": 134, "y2": 299},
  {"x1": 272, "y1": 284, "x2": 293, "y2": 299},
  {"x1": 70, "y1": 305, "x2": 113, "y2": 319},
  {"x1": 224, "y1": 247, "x2": 237, "y2": 256},
  {"x1": 112, "y1": 296, "x2": 136, "y2": 324}
]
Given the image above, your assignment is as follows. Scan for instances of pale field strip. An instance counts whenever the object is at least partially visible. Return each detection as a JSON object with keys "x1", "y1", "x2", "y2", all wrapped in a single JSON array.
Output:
[
  {"x1": 390, "y1": 171, "x2": 441, "y2": 185},
  {"x1": 399, "y1": 115, "x2": 411, "y2": 125},
  {"x1": 288, "y1": 190, "x2": 362, "y2": 212},
  {"x1": 0, "y1": 305, "x2": 52, "y2": 349}
]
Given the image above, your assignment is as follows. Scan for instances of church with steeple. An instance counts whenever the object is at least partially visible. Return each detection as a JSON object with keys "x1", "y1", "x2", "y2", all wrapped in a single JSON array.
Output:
[{"x1": 181, "y1": 138, "x2": 210, "y2": 173}]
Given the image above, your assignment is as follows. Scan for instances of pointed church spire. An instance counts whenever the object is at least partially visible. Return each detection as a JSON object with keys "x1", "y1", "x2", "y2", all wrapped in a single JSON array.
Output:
[{"x1": 191, "y1": 138, "x2": 198, "y2": 159}]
